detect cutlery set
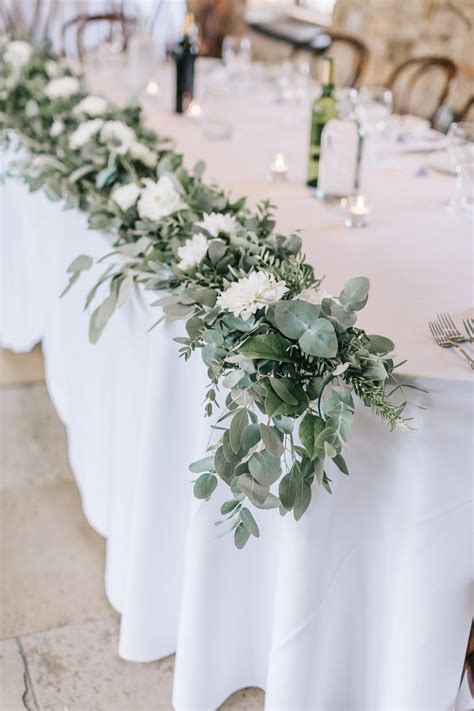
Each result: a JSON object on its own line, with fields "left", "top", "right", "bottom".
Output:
{"left": 429, "top": 313, "right": 474, "bottom": 369}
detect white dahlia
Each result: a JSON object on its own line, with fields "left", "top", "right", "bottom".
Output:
{"left": 73, "top": 95, "right": 108, "bottom": 117}
{"left": 198, "top": 212, "right": 239, "bottom": 239}
{"left": 217, "top": 271, "right": 288, "bottom": 321}
{"left": 129, "top": 141, "right": 157, "bottom": 168}
{"left": 69, "top": 119, "right": 104, "bottom": 149}
{"left": 111, "top": 183, "right": 141, "bottom": 212}
{"left": 137, "top": 176, "right": 186, "bottom": 221}
{"left": 44, "top": 76, "right": 81, "bottom": 99}
{"left": 100, "top": 120, "right": 135, "bottom": 155}
{"left": 4, "top": 41, "right": 33, "bottom": 70}
{"left": 177, "top": 233, "right": 208, "bottom": 271}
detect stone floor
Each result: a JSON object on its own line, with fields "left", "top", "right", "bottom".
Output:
{"left": 0, "top": 347, "right": 264, "bottom": 711}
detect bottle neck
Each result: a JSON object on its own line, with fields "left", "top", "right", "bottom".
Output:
{"left": 321, "top": 82, "right": 334, "bottom": 98}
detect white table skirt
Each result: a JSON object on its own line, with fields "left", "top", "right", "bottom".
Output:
{"left": 1, "top": 161, "right": 472, "bottom": 709}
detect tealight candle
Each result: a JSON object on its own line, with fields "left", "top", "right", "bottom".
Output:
{"left": 186, "top": 100, "right": 202, "bottom": 120}
{"left": 345, "top": 195, "right": 370, "bottom": 228}
{"left": 146, "top": 81, "right": 159, "bottom": 97}
{"left": 270, "top": 152, "right": 288, "bottom": 183}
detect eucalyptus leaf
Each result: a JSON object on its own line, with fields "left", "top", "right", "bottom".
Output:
{"left": 299, "top": 413, "right": 325, "bottom": 460}
{"left": 248, "top": 450, "right": 281, "bottom": 486}
{"left": 270, "top": 376, "right": 298, "bottom": 405}
{"left": 67, "top": 255, "right": 92, "bottom": 273}
{"left": 230, "top": 409, "right": 249, "bottom": 453}
{"left": 239, "top": 333, "right": 297, "bottom": 363}
{"left": 240, "top": 507, "right": 260, "bottom": 537}
{"left": 259, "top": 424, "right": 284, "bottom": 458}
{"left": 189, "top": 455, "right": 215, "bottom": 474}
{"left": 238, "top": 474, "right": 269, "bottom": 506}
{"left": 274, "top": 300, "right": 320, "bottom": 339}
{"left": 193, "top": 472, "right": 218, "bottom": 499}
{"left": 234, "top": 523, "right": 251, "bottom": 549}
{"left": 340, "top": 276, "right": 370, "bottom": 311}
{"left": 298, "top": 318, "right": 338, "bottom": 358}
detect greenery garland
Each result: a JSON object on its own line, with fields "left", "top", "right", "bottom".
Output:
{"left": 0, "top": 37, "right": 410, "bottom": 548}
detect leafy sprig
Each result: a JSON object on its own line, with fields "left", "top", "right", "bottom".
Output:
{"left": 0, "top": 36, "right": 410, "bottom": 547}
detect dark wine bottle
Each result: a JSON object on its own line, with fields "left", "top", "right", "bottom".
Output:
{"left": 306, "top": 57, "right": 337, "bottom": 188}
{"left": 174, "top": 13, "right": 199, "bottom": 114}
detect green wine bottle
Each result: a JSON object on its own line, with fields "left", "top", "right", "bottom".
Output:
{"left": 306, "top": 57, "right": 337, "bottom": 188}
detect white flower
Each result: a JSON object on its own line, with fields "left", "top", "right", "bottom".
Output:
{"left": 50, "top": 118, "right": 64, "bottom": 138}
{"left": 111, "top": 183, "right": 141, "bottom": 212}
{"left": 44, "top": 76, "right": 81, "bottom": 99}
{"left": 198, "top": 212, "right": 239, "bottom": 239}
{"left": 217, "top": 271, "right": 289, "bottom": 321}
{"left": 100, "top": 120, "right": 135, "bottom": 155}
{"left": 73, "top": 95, "right": 108, "bottom": 117}
{"left": 129, "top": 141, "right": 157, "bottom": 168}
{"left": 4, "top": 41, "right": 33, "bottom": 70}
{"left": 137, "top": 176, "right": 186, "bottom": 221}
{"left": 177, "top": 233, "right": 208, "bottom": 271}
{"left": 45, "top": 60, "right": 60, "bottom": 78}
{"left": 25, "top": 100, "right": 38, "bottom": 117}
{"left": 69, "top": 118, "right": 104, "bottom": 149}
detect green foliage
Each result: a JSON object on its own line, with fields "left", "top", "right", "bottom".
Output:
{"left": 0, "top": 37, "right": 410, "bottom": 548}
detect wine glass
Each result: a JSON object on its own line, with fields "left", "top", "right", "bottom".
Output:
{"left": 447, "top": 122, "right": 474, "bottom": 210}
{"left": 356, "top": 86, "right": 393, "bottom": 137}
{"left": 356, "top": 86, "right": 392, "bottom": 172}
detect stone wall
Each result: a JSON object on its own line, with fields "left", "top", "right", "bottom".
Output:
{"left": 332, "top": 0, "right": 473, "bottom": 108}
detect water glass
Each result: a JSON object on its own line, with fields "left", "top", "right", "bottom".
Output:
{"left": 447, "top": 122, "right": 474, "bottom": 210}
{"left": 356, "top": 87, "right": 393, "bottom": 137}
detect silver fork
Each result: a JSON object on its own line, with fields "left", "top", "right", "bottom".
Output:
{"left": 462, "top": 317, "right": 474, "bottom": 343}
{"left": 437, "top": 312, "right": 469, "bottom": 343}
{"left": 429, "top": 320, "right": 474, "bottom": 369}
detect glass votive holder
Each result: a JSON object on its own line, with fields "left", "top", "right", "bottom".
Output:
{"left": 345, "top": 195, "right": 370, "bottom": 228}
{"left": 268, "top": 152, "right": 288, "bottom": 183}
{"left": 202, "top": 117, "right": 233, "bottom": 140}
{"left": 185, "top": 99, "right": 202, "bottom": 120}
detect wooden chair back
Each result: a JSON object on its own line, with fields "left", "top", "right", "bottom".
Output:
{"left": 308, "top": 30, "right": 368, "bottom": 87}
{"left": 387, "top": 56, "right": 457, "bottom": 121}
{"left": 61, "top": 12, "right": 132, "bottom": 62}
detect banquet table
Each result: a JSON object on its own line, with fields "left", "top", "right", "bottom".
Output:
{"left": 1, "top": 61, "right": 473, "bottom": 711}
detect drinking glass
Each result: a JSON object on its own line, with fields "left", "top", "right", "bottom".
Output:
{"left": 447, "top": 122, "right": 474, "bottom": 210}
{"left": 356, "top": 87, "right": 393, "bottom": 137}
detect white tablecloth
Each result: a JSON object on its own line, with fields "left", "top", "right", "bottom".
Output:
{"left": 1, "top": 75, "right": 473, "bottom": 709}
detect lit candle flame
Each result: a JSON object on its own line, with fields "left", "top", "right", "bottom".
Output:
{"left": 271, "top": 153, "right": 288, "bottom": 174}
{"left": 186, "top": 100, "right": 202, "bottom": 119}
{"left": 146, "top": 81, "right": 159, "bottom": 96}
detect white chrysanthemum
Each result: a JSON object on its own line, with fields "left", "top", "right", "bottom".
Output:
{"left": 217, "top": 271, "right": 288, "bottom": 321}
{"left": 25, "top": 100, "right": 38, "bottom": 117}
{"left": 50, "top": 119, "right": 65, "bottom": 138}
{"left": 69, "top": 118, "right": 104, "bottom": 149}
{"left": 73, "top": 95, "right": 108, "bottom": 117}
{"left": 100, "top": 120, "right": 135, "bottom": 154}
{"left": 198, "top": 212, "right": 239, "bottom": 239}
{"left": 4, "top": 41, "right": 33, "bottom": 70}
{"left": 45, "top": 60, "right": 60, "bottom": 78}
{"left": 137, "top": 176, "right": 186, "bottom": 221}
{"left": 177, "top": 233, "right": 208, "bottom": 271}
{"left": 129, "top": 141, "right": 157, "bottom": 168}
{"left": 111, "top": 183, "right": 141, "bottom": 212}
{"left": 44, "top": 76, "right": 81, "bottom": 99}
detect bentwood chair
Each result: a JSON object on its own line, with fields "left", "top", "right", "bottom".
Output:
{"left": 192, "top": 0, "right": 240, "bottom": 58}
{"left": 0, "top": 0, "right": 54, "bottom": 38}
{"left": 387, "top": 56, "right": 458, "bottom": 123}
{"left": 458, "top": 96, "right": 474, "bottom": 122}
{"left": 306, "top": 30, "right": 368, "bottom": 87}
{"left": 61, "top": 12, "right": 132, "bottom": 62}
